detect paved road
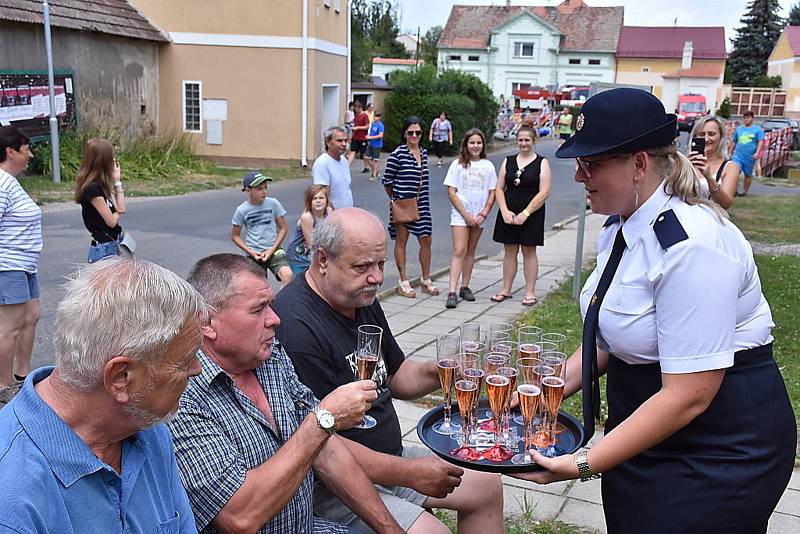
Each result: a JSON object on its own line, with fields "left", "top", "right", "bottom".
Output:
{"left": 30, "top": 137, "right": 586, "bottom": 367}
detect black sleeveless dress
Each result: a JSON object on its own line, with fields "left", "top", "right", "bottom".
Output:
{"left": 492, "top": 154, "right": 545, "bottom": 246}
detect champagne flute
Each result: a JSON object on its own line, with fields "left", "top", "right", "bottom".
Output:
{"left": 541, "top": 352, "right": 568, "bottom": 437}
{"left": 487, "top": 331, "right": 511, "bottom": 352}
{"left": 460, "top": 322, "right": 482, "bottom": 345}
{"left": 461, "top": 340, "right": 486, "bottom": 358}
{"left": 480, "top": 352, "right": 509, "bottom": 427}
{"left": 518, "top": 326, "right": 542, "bottom": 363}
{"left": 539, "top": 354, "right": 567, "bottom": 457}
{"left": 450, "top": 378, "right": 481, "bottom": 461}
{"left": 434, "top": 333, "right": 461, "bottom": 435}
{"left": 492, "top": 340, "right": 517, "bottom": 361}
{"left": 511, "top": 358, "right": 542, "bottom": 465}
{"left": 460, "top": 352, "right": 484, "bottom": 444}
{"left": 512, "top": 356, "right": 542, "bottom": 425}
{"left": 542, "top": 332, "right": 567, "bottom": 353}
{"left": 353, "top": 324, "right": 382, "bottom": 429}
{"left": 496, "top": 366, "right": 519, "bottom": 446}
{"left": 531, "top": 362, "right": 556, "bottom": 447}
{"left": 481, "top": 372, "right": 513, "bottom": 462}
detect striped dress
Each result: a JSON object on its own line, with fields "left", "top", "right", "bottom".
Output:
{"left": 382, "top": 144, "right": 433, "bottom": 239}
{"left": 0, "top": 169, "right": 42, "bottom": 273}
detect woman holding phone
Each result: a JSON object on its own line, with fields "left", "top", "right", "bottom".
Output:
{"left": 688, "top": 115, "right": 739, "bottom": 209}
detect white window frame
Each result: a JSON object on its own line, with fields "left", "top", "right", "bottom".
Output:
{"left": 513, "top": 41, "right": 535, "bottom": 58}
{"left": 323, "top": 0, "right": 331, "bottom": 8}
{"left": 334, "top": 0, "right": 341, "bottom": 12}
{"left": 182, "top": 80, "right": 202, "bottom": 133}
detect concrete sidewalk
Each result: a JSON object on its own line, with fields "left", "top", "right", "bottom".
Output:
{"left": 379, "top": 213, "right": 800, "bottom": 532}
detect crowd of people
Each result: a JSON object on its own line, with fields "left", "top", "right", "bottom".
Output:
{"left": 0, "top": 86, "right": 795, "bottom": 533}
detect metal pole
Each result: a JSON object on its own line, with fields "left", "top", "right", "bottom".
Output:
{"left": 572, "top": 193, "right": 587, "bottom": 300}
{"left": 42, "top": 0, "right": 61, "bottom": 183}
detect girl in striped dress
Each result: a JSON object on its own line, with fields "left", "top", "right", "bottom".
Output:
{"left": 382, "top": 117, "right": 438, "bottom": 298}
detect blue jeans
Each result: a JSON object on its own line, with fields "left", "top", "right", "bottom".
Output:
{"left": 87, "top": 240, "right": 119, "bottom": 263}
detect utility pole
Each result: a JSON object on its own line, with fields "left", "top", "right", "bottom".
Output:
{"left": 415, "top": 26, "right": 421, "bottom": 67}
{"left": 42, "top": 0, "right": 61, "bottom": 183}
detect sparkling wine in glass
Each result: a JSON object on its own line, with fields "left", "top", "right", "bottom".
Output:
{"left": 511, "top": 383, "right": 541, "bottom": 464}
{"left": 512, "top": 356, "right": 542, "bottom": 425}
{"left": 482, "top": 373, "right": 513, "bottom": 461}
{"left": 449, "top": 379, "right": 481, "bottom": 461}
{"left": 434, "top": 333, "right": 462, "bottom": 435}
{"left": 539, "top": 374, "right": 566, "bottom": 456}
{"left": 497, "top": 366, "right": 519, "bottom": 446}
{"left": 353, "top": 325, "right": 382, "bottom": 429}
{"left": 480, "top": 352, "right": 509, "bottom": 426}
{"left": 542, "top": 332, "right": 567, "bottom": 353}
{"left": 460, "top": 353, "right": 484, "bottom": 439}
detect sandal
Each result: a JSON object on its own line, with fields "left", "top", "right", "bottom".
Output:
{"left": 398, "top": 281, "right": 416, "bottom": 298}
{"left": 522, "top": 296, "right": 537, "bottom": 306}
{"left": 421, "top": 279, "right": 440, "bottom": 296}
{"left": 490, "top": 293, "right": 513, "bottom": 303}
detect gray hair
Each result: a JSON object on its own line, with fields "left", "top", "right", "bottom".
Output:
{"left": 690, "top": 115, "right": 728, "bottom": 160}
{"left": 311, "top": 216, "right": 345, "bottom": 260}
{"left": 55, "top": 258, "right": 208, "bottom": 391}
{"left": 187, "top": 253, "right": 265, "bottom": 311}
{"left": 324, "top": 126, "right": 346, "bottom": 145}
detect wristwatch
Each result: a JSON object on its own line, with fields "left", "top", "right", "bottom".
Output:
{"left": 575, "top": 449, "right": 601, "bottom": 482}
{"left": 313, "top": 407, "right": 337, "bottom": 436}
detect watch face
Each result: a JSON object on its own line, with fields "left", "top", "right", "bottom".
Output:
{"left": 319, "top": 411, "right": 335, "bottom": 430}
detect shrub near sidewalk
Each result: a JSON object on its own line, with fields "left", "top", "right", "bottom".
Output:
{"left": 23, "top": 131, "right": 310, "bottom": 204}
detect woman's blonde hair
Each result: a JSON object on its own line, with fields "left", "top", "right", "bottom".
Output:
{"left": 647, "top": 143, "right": 727, "bottom": 219}
{"left": 690, "top": 115, "right": 728, "bottom": 160}
{"left": 74, "top": 138, "right": 115, "bottom": 203}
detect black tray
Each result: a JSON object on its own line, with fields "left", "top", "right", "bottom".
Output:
{"left": 416, "top": 398, "right": 584, "bottom": 473}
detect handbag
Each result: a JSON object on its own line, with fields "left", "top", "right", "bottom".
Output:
{"left": 390, "top": 160, "right": 424, "bottom": 225}
{"left": 119, "top": 230, "right": 137, "bottom": 254}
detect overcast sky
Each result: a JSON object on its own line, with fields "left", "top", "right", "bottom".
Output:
{"left": 396, "top": 0, "right": 796, "bottom": 49}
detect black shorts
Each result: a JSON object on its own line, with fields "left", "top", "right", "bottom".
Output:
{"left": 432, "top": 140, "right": 448, "bottom": 158}
{"left": 560, "top": 132, "right": 571, "bottom": 141}
{"left": 350, "top": 139, "right": 367, "bottom": 158}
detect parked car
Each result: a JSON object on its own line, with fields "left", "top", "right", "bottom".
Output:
{"left": 676, "top": 94, "right": 707, "bottom": 131}
{"left": 760, "top": 118, "right": 800, "bottom": 150}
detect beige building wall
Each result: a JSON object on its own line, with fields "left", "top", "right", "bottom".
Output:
{"left": 767, "top": 32, "right": 800, "bottom": 116}
{"left": 132, "top": 0, "right": 348, "bottom": 163}
{"left": 616, "top": 58, "right": 725, "bottom": 100}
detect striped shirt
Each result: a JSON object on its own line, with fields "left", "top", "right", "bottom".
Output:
{"left": 382, "top": 144, "right": 433, "bottom": 238}
{"left": 167, "top": 344, "right": 347, "bottom": 534}
{"left": 0, "top": 169, "right": 42, "bottom": 273}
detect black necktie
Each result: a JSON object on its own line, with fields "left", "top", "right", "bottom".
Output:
{"left": 581, "top": 227, "right": 627, "bottom": 445}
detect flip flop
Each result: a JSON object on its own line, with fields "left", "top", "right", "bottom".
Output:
{"left": 521, "top": 297, "right": 537, "bottom": 306}
{"left": 491, "top": 293, "right": 513, "bottom": 302}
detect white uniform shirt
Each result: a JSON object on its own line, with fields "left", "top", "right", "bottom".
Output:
{"left": 580, "top": 182, "right": 773, "bottom": 374}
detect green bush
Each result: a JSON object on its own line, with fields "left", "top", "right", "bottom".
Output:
{"left": 383, "top": 65, "right": 499, "bottom": 151}
{"left": 32, "top": 130, "right": 210, "bottom": 182}
{"left": 716, "top": 97, "right": 731, "bottom": 119}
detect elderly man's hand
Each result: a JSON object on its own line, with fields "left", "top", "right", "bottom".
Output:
{"left": 407, "top": 456, "right": 464, "bottom": 498}
{"left": 319, "top": 380, "right": 378, "bottom": 431}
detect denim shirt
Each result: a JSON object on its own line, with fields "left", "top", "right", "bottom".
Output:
{"left": 0, "top": 367, "right": 196, "bottom": 533}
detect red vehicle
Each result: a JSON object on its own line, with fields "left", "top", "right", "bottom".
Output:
{"left": 676, "top": 94, "right": 707, "bottom": 131}
{"left": 511, "top": 86, "right": 551, "bottom": 110}
{"left": 558, "top": 86, "right": 590, "bottom": 108}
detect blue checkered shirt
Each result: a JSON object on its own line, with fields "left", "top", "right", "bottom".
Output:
{"left": 167, "top": 343, "right": 348, "bottom": 534}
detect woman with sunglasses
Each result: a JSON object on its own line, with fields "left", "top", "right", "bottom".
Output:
{"left": 513, "top": 89, "right": 795, "bottom": 534}
{"left": 382, "top": 116, "right": 438, "bottom": 298}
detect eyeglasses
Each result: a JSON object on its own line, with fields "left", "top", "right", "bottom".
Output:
{"left": 405, "top": 130, "right": 422, "bottom": 137}
{"left": 575, "top": 154, "right": 632, "bottom": 178}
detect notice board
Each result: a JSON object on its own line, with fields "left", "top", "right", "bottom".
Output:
{"left": 0, "top": 70, "right": 77, "bottom": 138}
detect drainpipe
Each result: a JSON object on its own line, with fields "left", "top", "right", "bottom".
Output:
{"left": 301, "top": 0, "right": 309, "bottom": 167}
{"left": 347, "top": 0, "right": 352, "bottom": 103}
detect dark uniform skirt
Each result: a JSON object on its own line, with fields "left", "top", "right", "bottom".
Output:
{"left": 602, "top": 343, "right": 796, "bottom": 534}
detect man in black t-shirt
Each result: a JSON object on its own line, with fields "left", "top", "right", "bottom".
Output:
{"left": 274, "top": 208, "right": 503, "bottom": 534}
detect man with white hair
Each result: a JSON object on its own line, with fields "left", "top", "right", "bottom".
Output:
{"left": 0, "top": 257, "right": 206, "bottom": 532}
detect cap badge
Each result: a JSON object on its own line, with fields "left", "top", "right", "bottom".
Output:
{"left": 576, "top": 113, "right": 585, "bottom": 131}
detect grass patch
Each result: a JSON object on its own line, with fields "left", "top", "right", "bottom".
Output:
{"left": 728, "top": 195, "right": 800, "bottom": 243}
{"left": 434, "top": 508, "right": 596, "bottom": 533}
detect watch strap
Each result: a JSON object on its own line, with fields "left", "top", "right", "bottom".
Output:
{"left": 576, "top": 449, "right": 600, "bottom": 482}
{"left": 313, "top": 407, "right": 336, "bottom": 435}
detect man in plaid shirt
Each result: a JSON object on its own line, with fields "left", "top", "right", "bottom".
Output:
{"left": 168, "top": 253, "right": 404, "bottom": 533}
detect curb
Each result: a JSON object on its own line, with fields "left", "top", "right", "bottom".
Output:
{"left": 551, "top": 208, "right": 591, "bottom": 230}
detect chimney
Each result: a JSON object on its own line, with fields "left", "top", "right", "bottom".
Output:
{"left": 682, "top": 40, "right": 693, "bottom": 69}
{"left": 506, "top": 0, "right": 511, "bottom": 7}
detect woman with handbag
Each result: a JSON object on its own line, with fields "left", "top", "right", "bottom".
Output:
{"left": 382, "top": 116, "right": 438, "bottom": 298}
{"left": 74, "top": 138, "right": 130, "bottom": 263}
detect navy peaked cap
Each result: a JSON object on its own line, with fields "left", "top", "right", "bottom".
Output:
{"left": 556, "top": 88, "right": 678, "bottom": 158}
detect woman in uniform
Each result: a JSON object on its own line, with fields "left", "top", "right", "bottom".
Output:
{"left": 516, "top": 88, "right": 796, "bottom": 534}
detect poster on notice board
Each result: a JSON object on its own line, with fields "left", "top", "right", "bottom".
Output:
{"left": 0, "top": 70, "right": 76, "bottom": 138}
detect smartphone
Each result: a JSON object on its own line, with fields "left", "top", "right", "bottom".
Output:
{"left": 690, "top": 137, "right": 706, "bottom": 154}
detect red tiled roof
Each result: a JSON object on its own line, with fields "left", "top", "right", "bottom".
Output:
{"left": 0, "top": 0, "right": 167, "bottom": 42}
{"left": 786, "top": 26, "right": 800, "bottom": 56}
{"left": 372, "top": 57, "right": 422, "bottom": 65}
{"left": 617, "top": 26, "right": 726, "bottom": 59}
{"left": 662, "top": 64, "right": 724, "bottom": 79}
{"left": 438, "top": 0, "right": 624, "bottom": 53}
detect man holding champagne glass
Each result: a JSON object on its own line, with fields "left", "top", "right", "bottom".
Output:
{"left": 274, "top": 208, "right": 504, "bottom": 534}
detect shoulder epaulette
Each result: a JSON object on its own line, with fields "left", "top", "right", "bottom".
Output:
{"left": 653, "top": 209, "right": 689, "bottom": 249}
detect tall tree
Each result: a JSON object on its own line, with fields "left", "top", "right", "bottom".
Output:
{"left": 728, "top": 0, "right": 785, "bottom": 86}
{"left": 788, "top": 2, "right": 800, "bottom": 25}
{"left": 420, "top": 25, "right": 443, "bottom": 68}
{"left": 351, "top": 0, "right": 408, "bottom": 81}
